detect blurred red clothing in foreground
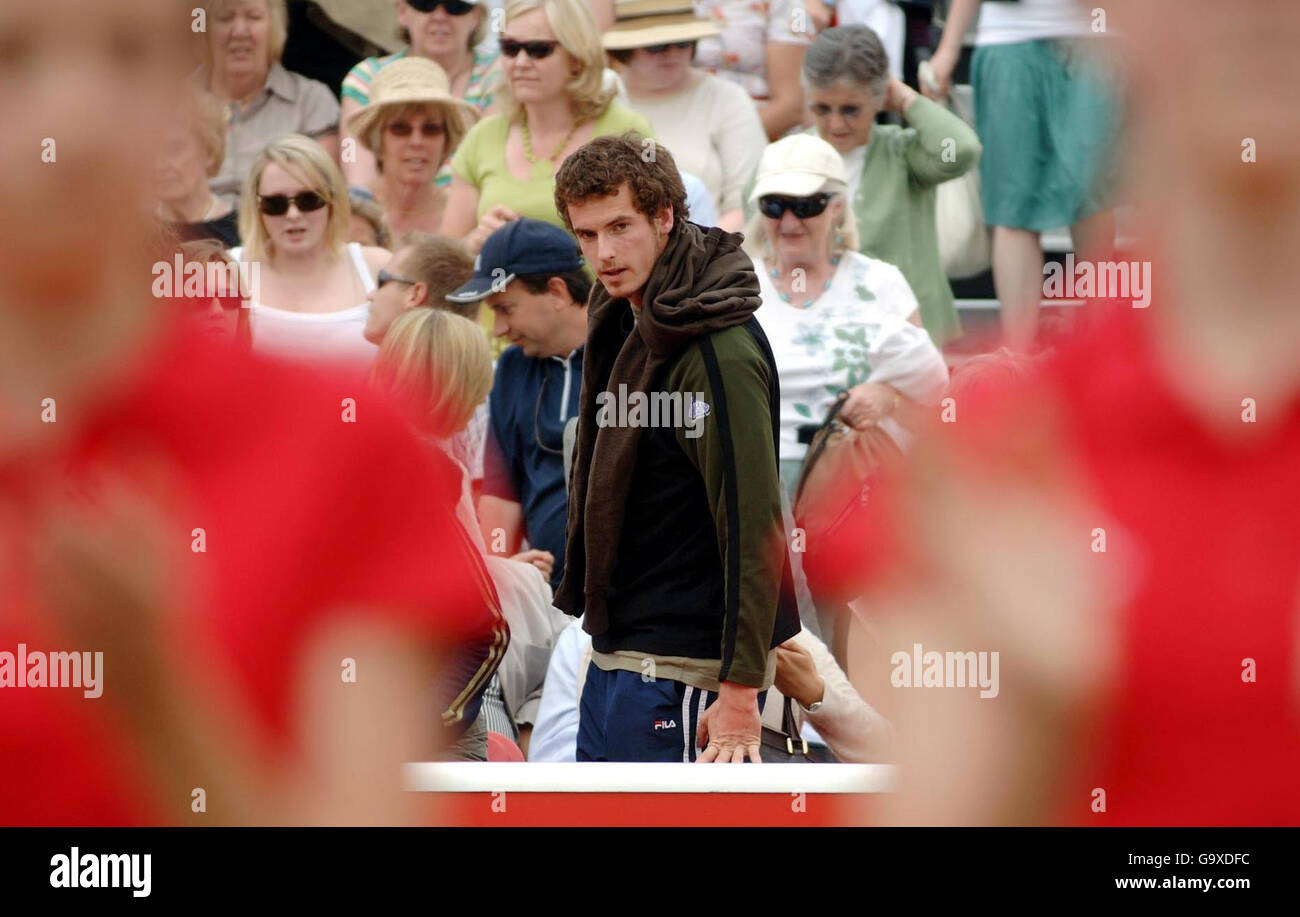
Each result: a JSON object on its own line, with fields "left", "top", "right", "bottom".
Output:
{"left": 848, "top": 307, "right": 1300, "bottom": 825}
{"left": 0, "top": 322, "right": 494, "bottom": 825}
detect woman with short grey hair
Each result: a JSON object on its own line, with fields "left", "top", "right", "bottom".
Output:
{"left": 800, "top": 25, "right": 981, "bottom": 347}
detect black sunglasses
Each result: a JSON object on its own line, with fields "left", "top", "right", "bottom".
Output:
{"left": 810, "top": 103, "right": 864, "bottom": 120}
{"left": 645, "top": 40, "right": 695, "bottom": 54}
{"left": 377, "top": 269, "right": 418, "bottom": 288}
{"left": 386, "top": 119, "right": 446, "bottom": 137}
{"left": 405, "top": 0, "right": 476, "bottom": 15}
{"left": 500, "top": 38, "right": 560, "bottom": 59}
{"left": 758, "top": 193, "right": 833, "bottom": 220}
{"left": 257, "top": 190, "right": 328, "bottom": 216}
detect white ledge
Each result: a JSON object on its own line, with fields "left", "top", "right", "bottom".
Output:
{"left": 404, "top": 762, "right": 896, "bottom": 794}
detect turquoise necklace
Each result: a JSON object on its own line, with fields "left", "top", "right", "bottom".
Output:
{"left": 769, "top": 255, "right": 840, "bottom": 307}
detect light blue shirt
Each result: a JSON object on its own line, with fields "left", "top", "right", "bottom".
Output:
{"left": 681, "top": 170, "right": 718, "bottom": 229}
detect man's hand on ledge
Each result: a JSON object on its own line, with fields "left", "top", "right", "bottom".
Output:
{"left": 696, "top": 681, "right": 763, "bottom": 763}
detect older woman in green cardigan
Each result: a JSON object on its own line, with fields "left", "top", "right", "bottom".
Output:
{"left": 797, "top": 25, "right": 981, "bottom": 346}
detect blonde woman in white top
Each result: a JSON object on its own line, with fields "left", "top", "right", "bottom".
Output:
{"left": 230, "top": 134, "right": 390, "bottom": 372}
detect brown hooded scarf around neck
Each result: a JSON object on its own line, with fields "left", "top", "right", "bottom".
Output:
{"left": 552, "top": 220, "right": 761, "bottom": 635}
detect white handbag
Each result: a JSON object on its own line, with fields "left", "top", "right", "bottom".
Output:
{"left": 922, "top": 63, "right": 992, "bottom": 279}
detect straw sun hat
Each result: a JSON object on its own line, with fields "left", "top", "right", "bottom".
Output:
{"left": 602, "top": 0, "right": 722, "bottom": 51}
{"left": 345, "top": 56, "right": 479, "bottom": 155}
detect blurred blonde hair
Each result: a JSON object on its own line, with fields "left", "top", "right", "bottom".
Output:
{"left": 501, "top": 0, "right": 616, "bottom": 123}
{"left": 201, "top": 0, "right": 290, "bottom": 69}
{"left": 372, "top": 308, "right": 492, "bottom": 439}
{"left": 186, "top": 86, "right": 230, "bottom": 177}
{"left": 239, "top": 135, "right": 351, "bottom": 261}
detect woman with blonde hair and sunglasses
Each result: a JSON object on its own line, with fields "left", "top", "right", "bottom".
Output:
{"left": 228, "top": 134, "right": 390, "bottom": 372}
{"left": 441, "top": 0, "right": 654, "bottom": 253}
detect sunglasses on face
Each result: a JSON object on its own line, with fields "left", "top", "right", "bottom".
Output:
{"left": 386, "top": 119, "right": 445, "bottom": 138}
{"left": 644, "top": 40, "right": 695, "bottom": 54}
{"left": 500, "top": 38, "right": 560, "bottom": 60}
{"left": 257, "top": 190, "right": 328, "bottom": 216}
{"left": 376, "top": 269, "right": 418, "bottom": 288}
{"left": 810, "top": 103, "right": 865, "bottom": 120}
{"left": 405, "top": 0, "right": 476, "bottom": 15}
{"left": 758, "top": 193, "right": 833, "bottom": 220}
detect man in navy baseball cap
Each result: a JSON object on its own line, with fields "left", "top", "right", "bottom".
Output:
{"left": 447, "top": 218, "right": 586, "bottom": 305}
{"left": 466, "top": 219, "right": 592, "bottom": 665}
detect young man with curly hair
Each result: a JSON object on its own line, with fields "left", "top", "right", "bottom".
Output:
{"left": 551, "top": 133, "right": 800, "bottom": 763}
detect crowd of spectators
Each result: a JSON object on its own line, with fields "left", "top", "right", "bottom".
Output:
{"left": 156, "top": 0, "right": 1121, "bottom": 764}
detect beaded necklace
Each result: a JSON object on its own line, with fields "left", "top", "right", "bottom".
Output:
{"left": 520, "top": 108, "right": 582, "bottom": 165}
{"left": 769, "top": 255, "right": 841, "bottom": 307}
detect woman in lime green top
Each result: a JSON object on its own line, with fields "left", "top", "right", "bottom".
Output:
{"left": 444, "top": 0, "right": 654, "bottom": 254}
{"left": 800, "top": 26, "right": 981, "bottom": 347}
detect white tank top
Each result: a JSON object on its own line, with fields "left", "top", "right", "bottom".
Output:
{"left": 975, "top": 0, "right": 1097, "bottom": 46}
{"left": 228, "top": 242, "right": 379, "bottom": 369}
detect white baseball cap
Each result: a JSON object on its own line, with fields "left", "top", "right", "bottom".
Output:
{"left": 749, "top": 134, "right": 848, "bottom": 202}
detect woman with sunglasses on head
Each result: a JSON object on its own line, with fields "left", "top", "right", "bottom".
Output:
{"left": 441, "top": 0, "right": 654, "bottom": 254}
{"left": 341, "top": 0, "right": 503, "bottom": 191}
{"left": 198, "top": 1, "right": 341, "bottom": 206}
{"left": 228, "top": 135, "right": 391, "bottom": 373}
{"left": 602, "top": 0, "right": 766, "bottom": 233}
{"left": 346, "top": 57, "right": 480, "bottom": 238}
{"left": 802, "top": 25, "right": 981, "bottom": 348}
{"left": 743, "top": 134, "right": 949, "bottom": 499}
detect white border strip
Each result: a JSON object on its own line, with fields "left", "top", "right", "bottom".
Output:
{"left": 404, "top": 762, "right": 896, "bottom": 794}
{"left": 955, "top": 298, "right": 1087, "bottom": 311}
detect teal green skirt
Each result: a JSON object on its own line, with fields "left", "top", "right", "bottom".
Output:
{"left": 972, "top": 38, "right": 1119, "bottom": 230}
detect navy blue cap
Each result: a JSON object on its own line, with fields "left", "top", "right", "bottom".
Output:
{"left": 446, "top": 219, "right": 585, "bottom": 303}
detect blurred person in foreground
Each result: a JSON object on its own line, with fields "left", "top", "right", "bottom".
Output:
{"left": 843, "top": 0, "right": 1300, "bottom": 825}
{"left": 0, "top": 0, "right": 500, "bottom": 825}
{"left": 373, "top": 309, "right": 566, "bottom": 755}
{"left": 552, "top": 134, "right": 800, "bottom": 763}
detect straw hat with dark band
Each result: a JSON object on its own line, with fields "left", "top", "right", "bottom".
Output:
{"left": 345, "top": 57, "right": 479, "bottom": 156}
{"left": 602, "top": 0, "right": 722, "bottom": 51}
